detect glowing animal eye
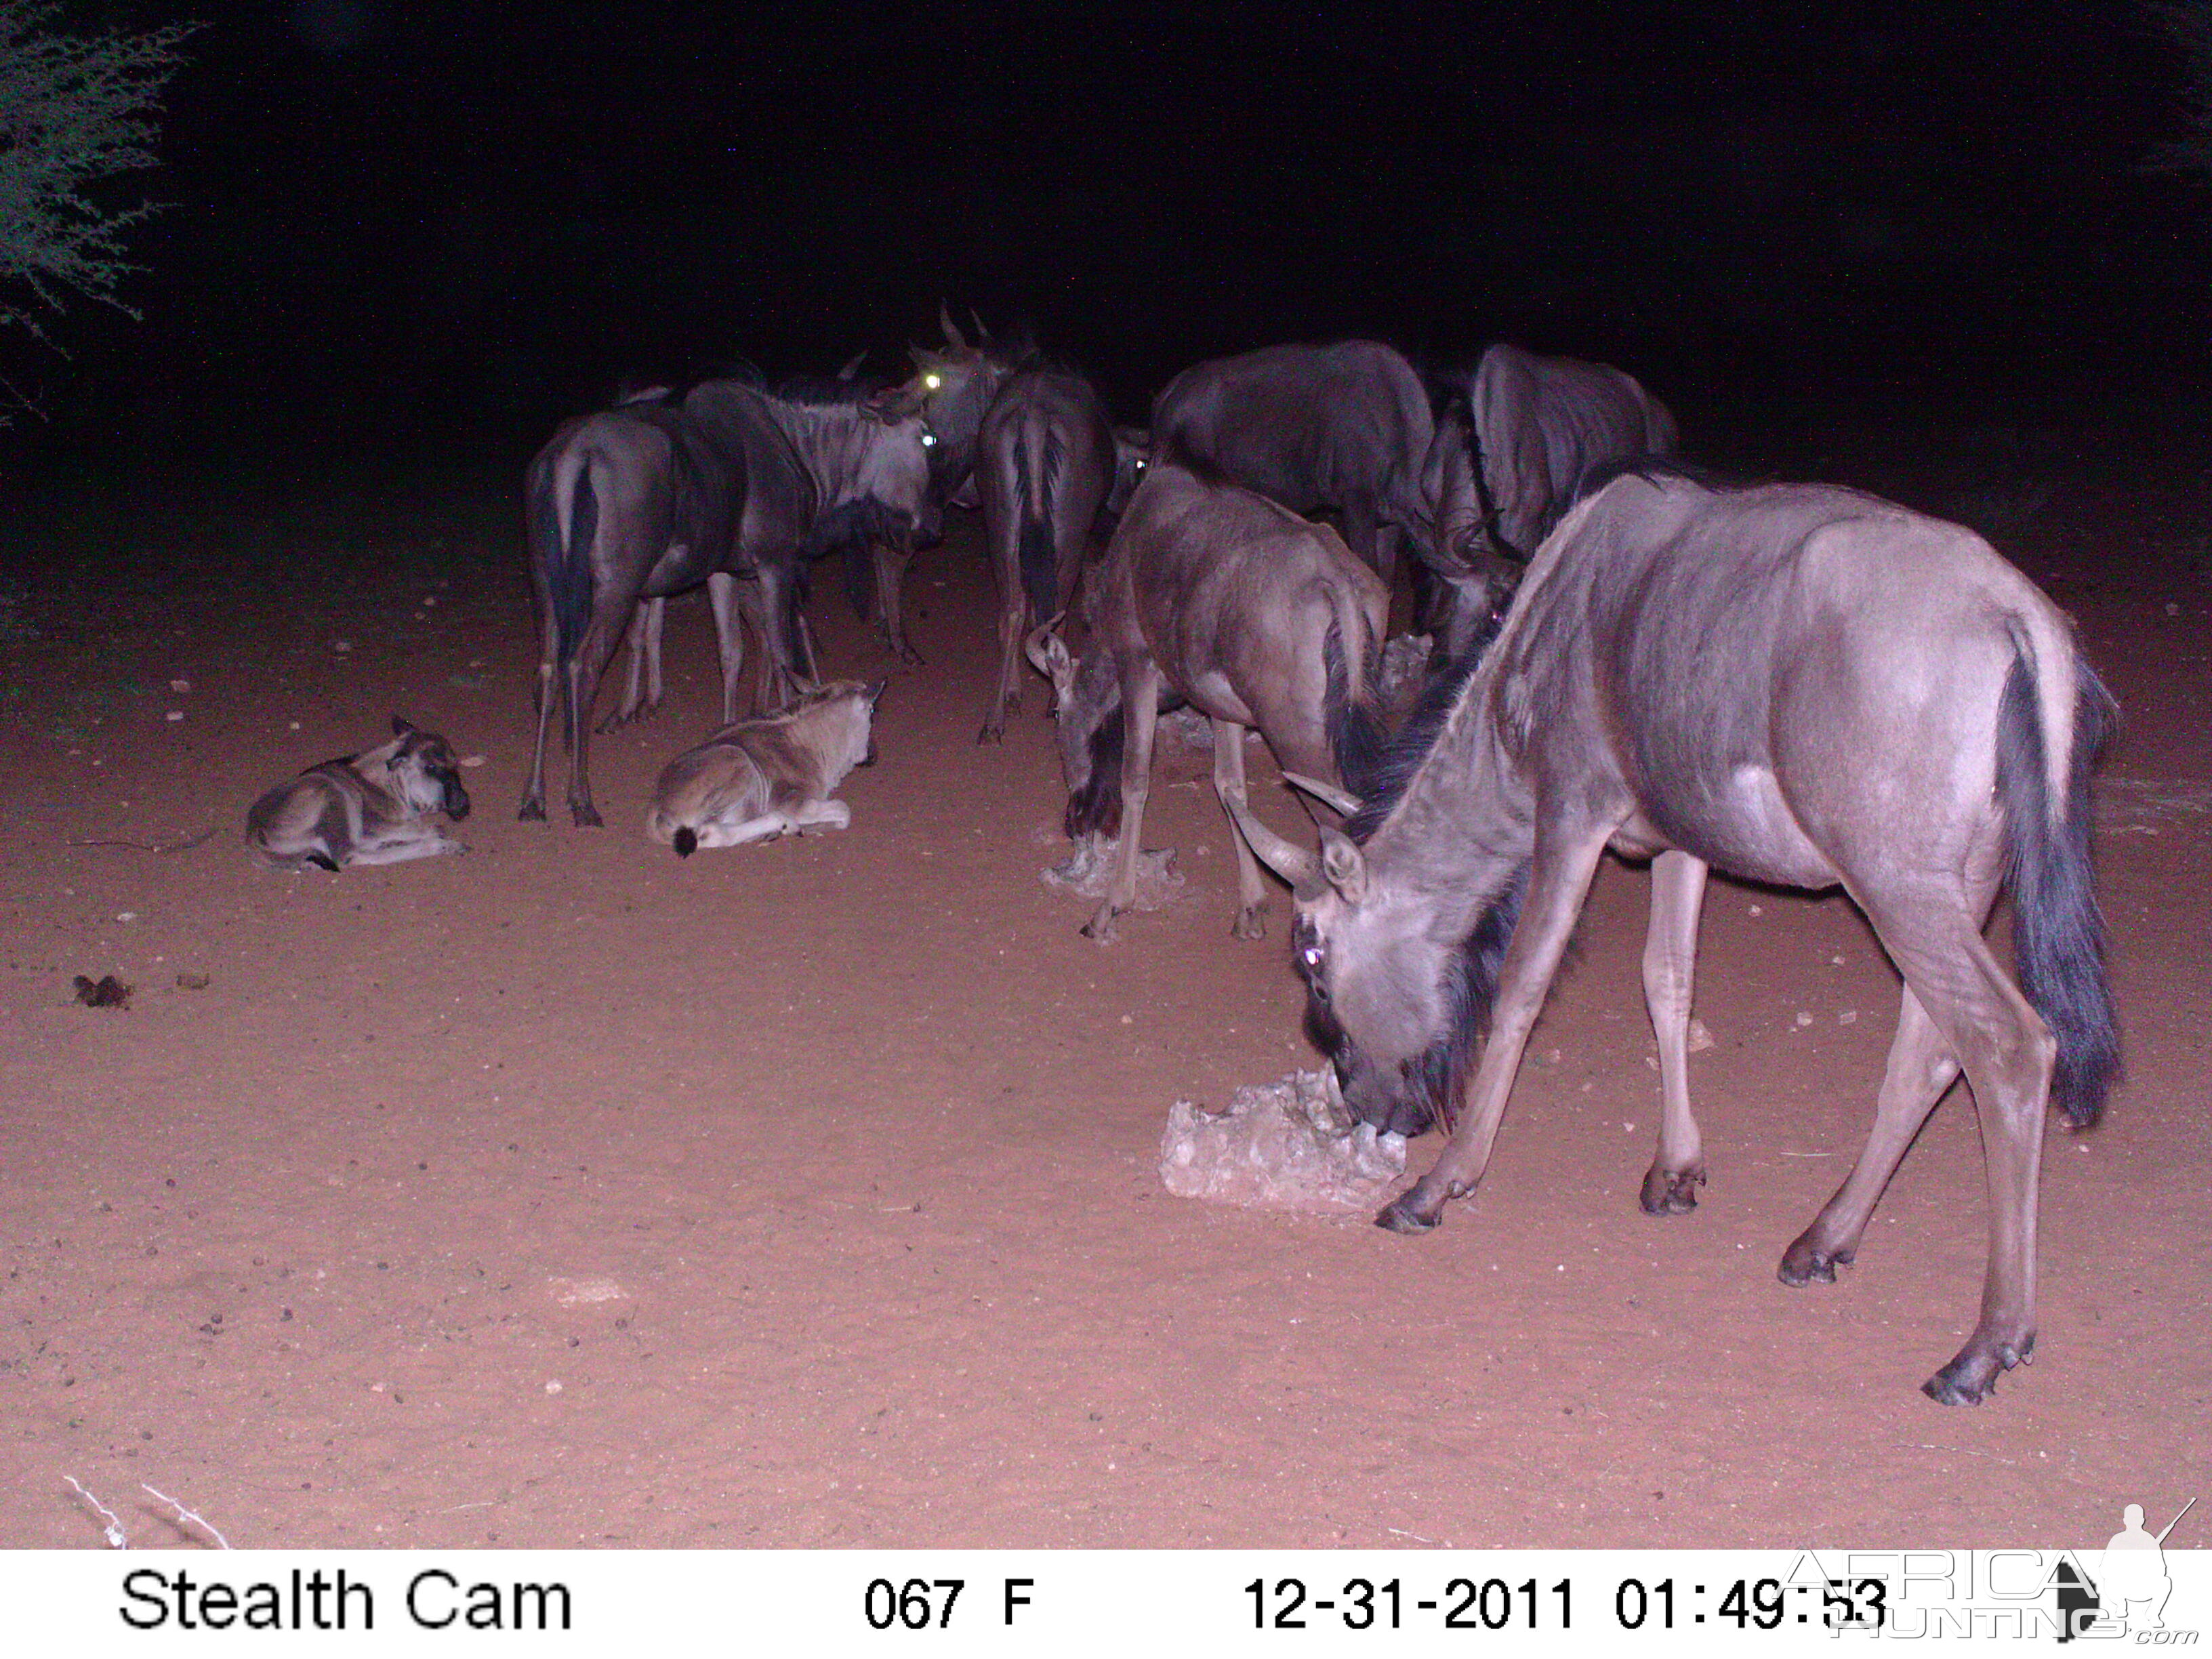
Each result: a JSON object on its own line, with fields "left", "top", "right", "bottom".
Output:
{"left": 924, "top": 373, "right": 942, "bottom": 390}
{"left": 1300, "top": 946, "right": 1324, "bottom": 975}
{"left": 921, "top": 430, "right": 937, "bottom": 447}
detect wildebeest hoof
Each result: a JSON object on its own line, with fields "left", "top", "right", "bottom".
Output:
{"left": 1921, "top": 1334, "right": 2030, "bottom": 1406}
{"left": 1081, "top": 906, "right": 1122, "bottom": 943}
{"left": 1375, "top": 1193, "right": 1441, "bottom": 1234}
{"left": 517, "top": 799, "right": 547, "bottom": 823}
{"left": 571, "top": 804, "right": 604, "bottom": 829}
{"left": 1777, "top": 1235, "right": 1855, "bottom": 1286}
{"left": 977, "top": 722, "right": 1004, "bottom": 745}
{"left": 1231, "top": 906, "right": 1266, "bottom": 941}
{"left": 1638, "top": 1164, "right": 1705, "bottom": 1216}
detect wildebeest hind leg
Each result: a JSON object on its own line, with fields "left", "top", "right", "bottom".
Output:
{"left": 1379, "top": 821, "right": 1614, "bottom": 1233}
{"left": 1877, "top": 911, "right": 2051, "bottom": 1406}
{"left": 873, "top": 543, "right": 923, "bottom": 665}
{"left": 1780, "top": 983, "right": 1958, "bottom": 1283}
{"left": 1210, "top": 720, "right": 1267, "bottom": 939}
{"left": 1639, "top": 849, "right": 1712, "bottom": 1214}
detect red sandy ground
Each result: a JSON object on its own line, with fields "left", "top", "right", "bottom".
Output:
{"left": 1, "top": 453, "right": 2205, "bottom": 1551}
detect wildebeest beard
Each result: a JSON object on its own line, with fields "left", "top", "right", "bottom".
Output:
{"left": 801, "top": 497, "right": 933, "bottom": 561}
{"left": 1300, "top": 863, "right": 1528, "bottom": 1136}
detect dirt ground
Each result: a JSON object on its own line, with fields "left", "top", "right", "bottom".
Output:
{"left": 1, "top": 448, "right": 2206, "bottom": 1551}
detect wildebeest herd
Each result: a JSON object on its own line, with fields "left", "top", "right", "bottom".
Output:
{"left": 247, "top": 309, "right": 2117, "bottom": 1407}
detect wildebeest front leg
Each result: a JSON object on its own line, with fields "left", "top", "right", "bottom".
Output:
{"left": 873, "top": 542, "right": 924, "bottom": 665}
{"left": 1210, "top": 720, "right": 1271, "bottom": 939}
{"left": 346, "top": 828, "right": 466, "bottom": 865}
{"left": 706, "top": 574, "right": 750, "bottom": 722}
{"left": 602, "top": 598, "right": 665, "bottom": 732}
{"left": 1639, "top": 849, "right": 1711, "bottom": 1214}
{"left": 1379, "top": 820, "right": 1615, "bottom": 1233}
{"left": 1780, "top": 983, "right": 1958, "bottom": 1284}
{"left": 1084, "top": 659, "right": 1162, "bottom": 942}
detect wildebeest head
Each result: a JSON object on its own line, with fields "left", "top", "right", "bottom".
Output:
{"left": 787, "top": 676, "right": 887, "bottom": 780}
{"left": 1025, "top": 619, "right": 1124, "bottom": 843}
{"left": 1286, "top": 830, "right": 1525, "bottom": 1139}
{"left": 848, "top": 394, "right": 945, "bottom": 551}
{"left": 1222, "top": 789, "right": 1519, "bottom": 1139}
{"left": 388, "top": 716, "right": 472, "bottom": 821}
{"left": 1418, "top": 401, "right": 1520, "bottom": 638}
{"left": 892, "top": 305, "right": 1023, "bottom": 471}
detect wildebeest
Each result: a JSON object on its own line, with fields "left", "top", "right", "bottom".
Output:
{"left": 1426, "top": 344, "right": 1679, "bottom": 649}
{"left": 247, "top": 717, "right": 472, "bottom": 871}
{"left": 518, "top": 377, "right": 939, "bottom": 827}
{"left": 974, "top": 365, "right": 1145, "bottom": 743}
{"left": 1149, "top": 340, "right": 1476, "bottom": 584}
{"left": 1029, "top": 455, "right": 1389, "bottom": 942}
{"left": 646, "top": 678, "right": 885, "bottom": 856}
{"left": 1231, "top": 466, "right": 2116, "bottom": 1404}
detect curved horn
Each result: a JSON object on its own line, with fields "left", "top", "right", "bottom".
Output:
{"left": 970, "top": 308, "right": 991, "bottom": 345}
{"left": 1223, "top": 790, "right": 1319, "bottom": 888}
{"left": 1280, "top": 771, "right": 1364, "bottom": 819}
{"left": 1022, "top": 615, "right": 1068, "bottom": 680}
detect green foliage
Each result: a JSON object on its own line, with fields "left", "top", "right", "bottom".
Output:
{"left": 0, "top": 2, "right": 189, "bottom": 345}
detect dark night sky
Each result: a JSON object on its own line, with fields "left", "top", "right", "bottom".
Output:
{"left": 21, "top": 1, "right": 2212, "bottom": 464}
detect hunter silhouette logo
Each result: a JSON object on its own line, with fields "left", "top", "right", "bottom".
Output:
{"left": 2058, "top": 1498, "right": 2197, "bottom": 1642}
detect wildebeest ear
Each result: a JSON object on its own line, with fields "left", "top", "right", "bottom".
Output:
{"left": 1025, "top": 624, "right": 1072, "bottom": 689}
{"left": 392, "top": 715, "right": 416, "bottom": 737}
{"left": 865, "top": 678, "right": 888, "bottom": 706}
{"left": 836, "top": 350, "right": 867, "bottom": 381}
{"left": 1318, "top": 827, "right": 1368, "bottom": 904}
{"left": 939, "top": 301, "right": 968, "bottom": 352}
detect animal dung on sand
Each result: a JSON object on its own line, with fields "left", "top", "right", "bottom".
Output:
{"left": 1161, "top": 1069, "right": 1406, "bottom": 1214}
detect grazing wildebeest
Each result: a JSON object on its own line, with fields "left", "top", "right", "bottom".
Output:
{"left": 646, "top": 678, "right": 884, "bottom": 856}
{"left": 1149, "top": 339, "right": 1476, "bottom": 585}
{"left": 1426, "top": 344, "right": 1679, "bottom": 651}
{"left": 1231, "top": 466, "right": 2116, "bottom": 1404}
{"left": 518, "top": 379, "right": 938, "bottom": 827}
{"left": 974, "top": 365, "right": 1145, "bottom": 743}
{"left": 1028, "top": 455, "right": 1390, "bottom": 942}
{"left": 247, "top": 717, "right": 472, "bottom": 871}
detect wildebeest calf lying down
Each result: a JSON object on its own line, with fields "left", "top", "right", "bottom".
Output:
{"left": 646, "top": 679, "right": 884, "bottom": 856}
{"left": 245, "top": 717, "right": 472, "bottom": 872}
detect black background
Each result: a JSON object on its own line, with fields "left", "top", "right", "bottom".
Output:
{"left": 18, "top": 1, "right": 2211, "bottom": 468}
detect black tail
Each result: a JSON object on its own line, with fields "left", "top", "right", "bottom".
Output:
{"left": 1014, "top": 429, "right": 1059, "bottom": 623}
{"left": 550, "top": 460, "right": 597, "bottom": 666}
{"left": 1996, "top": 647, "right": 2119, "bottom": 1128}
{"left": 672, "top": 825, "right": 697, "bottom": 859}
{"left": 1323, "top": 623, "right": 1389, "bottom": 802}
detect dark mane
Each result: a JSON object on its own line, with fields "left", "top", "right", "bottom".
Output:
{"left": 1405, "top": 863, "right": 1527, "bottom": 1132}
{"left": 1344, "top": 614, "right": 1501, "bottom": 844}
{"left": 1568, "top": 452, "right": 1739, "bottom": 514}
{"left": 773, "top": 373, "right": 886, "bottom": 408}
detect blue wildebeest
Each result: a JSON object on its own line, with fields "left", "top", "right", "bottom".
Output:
{"left": 1426, "top": 343, "right": 1679, "bottom": 651}
{"left": 974, "top": 364, "right": 1146, "bottom": 743}
{"left": 1230, "top": 466, "right": 2116, "bottom": 1404}
{"left": 1028, "top": 455, "right": 1390, "bottom": 942}
{"left": 1149, "top": 340, "right": 1476, "bottom": 587}
{"left": 518, "top": 379, "right": 939, "bottom": 827}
